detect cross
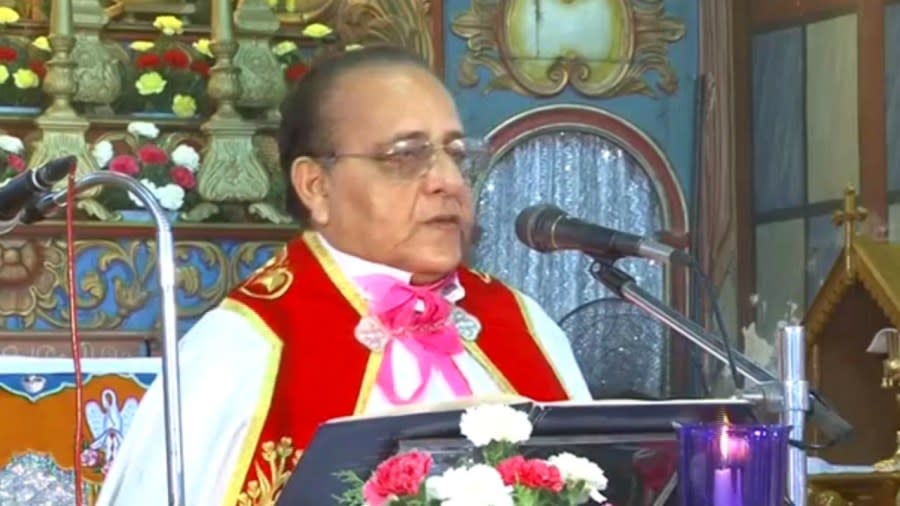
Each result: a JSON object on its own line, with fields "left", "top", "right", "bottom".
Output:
{"left": 831, "top": 185, "right": 868, "bottom": 273}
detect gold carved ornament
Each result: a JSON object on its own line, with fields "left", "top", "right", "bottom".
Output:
{"left": 451, "top": 0, "right": 685, "bottom": 98}
{"left": 0, "top": 238, "right": 282, "bottom": 330}
{"left": 333, "top": 0, "right": 438, "bottom": 69}
{"left": 237, "top": 437, "right": 303, "bottom": 506}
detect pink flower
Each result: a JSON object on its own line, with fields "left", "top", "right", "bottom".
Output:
{"left": 109, "top": 155, "right": 139, "bottom": 176}
{"left": 6, "top": 154, "right": 25, "bottom": 173}
{"left": 169, "top": 165, "right": 196, "bottom": 190}
{"left": 137, "top": 145, "right": 169, "bottom": 165}
{"left": 80, "top": 449, "right": 100, "bottom": 467}
{"left": 497, "top": 456, "right": 564, "bottom": 492}
{"left": 362, "top": 450, "right": 432, "bottom": 506}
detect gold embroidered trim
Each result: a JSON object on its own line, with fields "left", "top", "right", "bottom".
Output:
{"left": 236, "top": 438, "right": 303, "bottom": 506}
{"left": 221, "top": 299, "right": 285, "bottom": 506}
{"left": 239, "top": 247, "right": 293, "bottom": 300}
{"left": 302, "top": 231, "right": 382, "bottom": 414}
{"left": 511, "top": 290, "right": 572, "bottom": 399}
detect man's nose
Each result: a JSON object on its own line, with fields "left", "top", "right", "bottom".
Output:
{"left": 423, "top": 152, "right": 468, "bottom": 194}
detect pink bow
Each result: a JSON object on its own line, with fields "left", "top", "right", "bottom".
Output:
{"left": 356, "top": 274, "right": 473, "bottom": 405}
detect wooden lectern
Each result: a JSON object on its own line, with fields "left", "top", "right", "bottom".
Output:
{"left": 275, "top": 399, "right": 756, "bottom": 505}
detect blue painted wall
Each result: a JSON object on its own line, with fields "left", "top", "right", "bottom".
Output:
{"left": 442, "top": 0, "right": 700, "bottom": 208}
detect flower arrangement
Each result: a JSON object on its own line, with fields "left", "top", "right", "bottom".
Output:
{"left": 0, "top": 133, "right": 26, "bottom": 183}
{"left": 116, "top": 15, "right": 211, "bottom": 118}
{"left": 337, "top": 404, "right": 610, "bottom": 506}
{"left": 271, "top": 23, "right": 353, "bottom": 84}
{"left": 93, "top": 121, "right": 200, "bottom": 215}
{"left": 0, "top": 8, "right": 50, "bottom": 108}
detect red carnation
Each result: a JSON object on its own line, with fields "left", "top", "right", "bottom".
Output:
{"left": 163, "top": 49, "right": 189, "bottom": 69}
{"left": 190, "top": 60, "right": 210, "bottom": 78}
{"left": 109, "top": 155, "right": 139, "bottom": 176}
{"left": 285, "top": 62, "right": 308, "bottom": 82}
{"left": 6, "top": 154, "right": 25, "bottom": 173}
{"left": 28, "top": 61, "right": 46, "bottom": 79}
{"left": 0, "top": 47, "right": 17, "bottom": 63}
{"left": 497, "top": 456, "right": 564, "bottom": 493}
{"left": 135, "top": 53, "right": 161, "bottom": 70}
{"left": 362, "top": 450, "right": 431, "bottom": 506}
{"left": 137, "top": 145, "right": 169, "bottom": 165}
{"left": 169, "top": 166, "right": 196, "bottom": 190}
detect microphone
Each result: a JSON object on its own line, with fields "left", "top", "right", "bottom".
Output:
{"left": 0, "top": 155, "right": 75, "bottom": 221}
{"left": 515, "top": 204, "right": 693, "bottom": 265}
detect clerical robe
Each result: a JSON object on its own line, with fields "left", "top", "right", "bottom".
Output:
{"left": 97, "top": 232, "right": 590, "bottom": 506}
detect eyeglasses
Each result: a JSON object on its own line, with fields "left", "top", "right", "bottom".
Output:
{"left": 317, "top": 137, "right": 490, "bottom": 181}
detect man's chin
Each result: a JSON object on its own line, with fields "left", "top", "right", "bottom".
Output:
{"left": 406, "top": 250, "right": 463, "bottom": 285}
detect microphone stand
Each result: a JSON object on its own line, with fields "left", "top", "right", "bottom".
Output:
{"left": 588, "top": 258, "right": 837, "bottom": 506}
{"left": 30, "top": 172, "right": 186, "bottom": 506}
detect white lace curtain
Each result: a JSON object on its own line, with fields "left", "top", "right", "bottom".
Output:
{"left": 472, "top": 130, "right": 666, "bottom": 318}
{"left": 471, "top": 129, "right": 669, "bottom": 395}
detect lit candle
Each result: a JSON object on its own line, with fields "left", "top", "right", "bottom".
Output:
{"left": 712, "top": 426, "right": 746, "bottom": 506}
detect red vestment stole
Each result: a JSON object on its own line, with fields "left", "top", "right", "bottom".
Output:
{"left": 222, "top": 233, "right": 570, "bottom": 506}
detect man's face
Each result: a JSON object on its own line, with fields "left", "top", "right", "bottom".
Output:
{"left": 295, "top": 65, "right": 475, "bottom": 283}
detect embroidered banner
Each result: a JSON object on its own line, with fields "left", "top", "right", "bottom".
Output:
{"left": 0, "top": 357, "right": 159, "bottom": 504}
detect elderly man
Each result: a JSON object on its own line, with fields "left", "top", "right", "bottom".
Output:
{"left": 98, "top": 45, "right": 589, "bottom": 505}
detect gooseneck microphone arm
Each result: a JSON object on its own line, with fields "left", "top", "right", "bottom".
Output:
{"left": 588, "top": 257, "right": 851, "bottom": 447}
{"left": 27, "top": 172, "right": 186, "bottom": 506}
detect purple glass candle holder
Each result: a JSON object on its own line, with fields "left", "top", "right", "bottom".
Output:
{"left": 675, "top": 423, "right": 790, "bottom": 506}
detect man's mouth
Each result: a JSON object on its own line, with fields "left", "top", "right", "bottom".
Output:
{"left": 426, "top": 215, "right": 461, "bottom": 227}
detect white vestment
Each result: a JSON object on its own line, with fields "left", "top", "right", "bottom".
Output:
{"left": 98, "top": 235, "right": 590, "bottom": 506}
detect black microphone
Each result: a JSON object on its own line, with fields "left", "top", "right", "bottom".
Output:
{"left": 515, "top": 204, "right": 693, "bottom": 265}
{"left": 0, "top": 155, "right": 75, "bottom": 221}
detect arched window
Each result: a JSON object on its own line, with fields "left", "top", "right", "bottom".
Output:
{"left": 471, "top": 105, "right": 689, "bottom": 396}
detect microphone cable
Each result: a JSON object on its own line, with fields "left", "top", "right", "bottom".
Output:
{"left": 689, "top": 260, "right": 742, "bottom": 393}
{"left": 63, "top": 162, "right": 86, "bottom": 506}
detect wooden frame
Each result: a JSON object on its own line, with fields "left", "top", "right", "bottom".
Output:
{"left": 733, "top": 0, "right": 893, "bottom": 328}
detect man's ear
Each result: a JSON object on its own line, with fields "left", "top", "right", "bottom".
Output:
{"left": 290, "top": 157, "right": 330, "bottom": 225}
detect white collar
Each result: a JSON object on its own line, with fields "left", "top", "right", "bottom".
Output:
{"left": 315, "top": 232, "right": 465, "bottom": 303}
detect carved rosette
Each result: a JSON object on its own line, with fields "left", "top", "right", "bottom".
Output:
{"left": 451, "top": 0, "right": 686, "bottom": 98}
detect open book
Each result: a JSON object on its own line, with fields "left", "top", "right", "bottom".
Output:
{"left": 278, "top": 397, "right": 756, "bottom": 504}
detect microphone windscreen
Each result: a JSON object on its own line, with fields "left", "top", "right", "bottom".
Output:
{"left": 515, "top": 204, "right": 566, "bottom": 252}
{"left": 37, "top": 155, "right": 76, "bottom": 187}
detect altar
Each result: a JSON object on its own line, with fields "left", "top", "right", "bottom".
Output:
{"left": 0, "top": 356, "right": 159, "bottom": 503}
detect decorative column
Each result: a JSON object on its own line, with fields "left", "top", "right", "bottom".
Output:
{"left": 29, "top": 0, "right": 114, "bottom": 220}
{"left": 70, "top": 0, "right": 123, "bottom": 116}
{"left": 185, "top": 0, "right": 288, "bottom": 224}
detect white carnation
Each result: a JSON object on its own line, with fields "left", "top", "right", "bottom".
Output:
{"left": 548, "top": 452, "right": 608, "bottom": 504}
{"left": 92, "top": 140, "right": 114, "bottom": 168}
{"left": 426, "top": 464, "right": 513, "bottom": 506}
{"left": 154, "top": 183, "right": 185, "bottom": 211}
{"left": 128, "top": 178, "right": 157, "bottom": 208}
{"left": 0, "top": 134, "right": 24, "bottom": 154}
{"left": 126, "top": 121, "right": 159, "bottom": 139}
{"left": 459, "top": 404, "right": 532, "bottom": 447}
{"left": 171, "top": 144, "right": 200, "bottom": 172}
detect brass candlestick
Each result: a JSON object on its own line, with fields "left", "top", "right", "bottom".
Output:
{"left": 873, "top": 328, "right": 900, "bottom": 472}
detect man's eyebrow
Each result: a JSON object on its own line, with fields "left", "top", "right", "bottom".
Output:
{"left": 442, "top": 130, "right": 465, "bottom": 143}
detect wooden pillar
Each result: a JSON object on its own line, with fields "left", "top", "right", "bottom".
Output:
{"left": 733, "top": 0, "right": 754, "bottom": 329}
{"left": 858, "top": 0, "right": 888, "bottom": 225}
